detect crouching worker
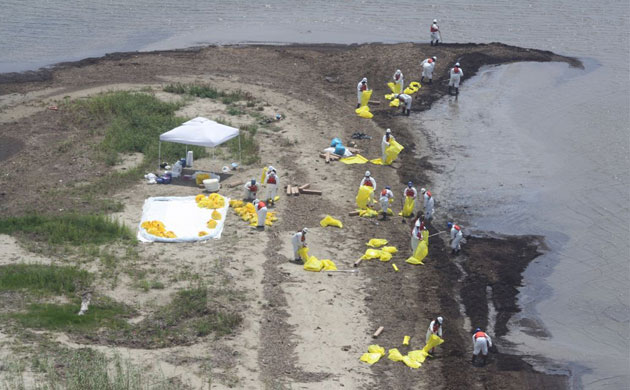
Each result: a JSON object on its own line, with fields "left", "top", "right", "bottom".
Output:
{"left": 472, "top": 328, "right": 492, "bottom": 366}
{"left": 379, "top": 186, "right": 394, "bottom": 220}
{"left": 244, "top": 179, "right": 259, "bottom": 201}
{"left": 291, "top": 228, "right": 308, "bottom": 263}
{"left": 396, "top": 93, "right": 412, "bottom": 116}
{"left": 253, "top": 199, "right": 267, "bottom": 230}
{"left": 426, "top": 316, "right": 444, "bottom": 355}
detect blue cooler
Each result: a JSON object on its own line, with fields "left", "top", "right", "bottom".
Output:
{"left": 334, "top": 144, "right": 346, "bottom": 156}
{"left": 330, "top": 137, "right": 342, "bottom": 147}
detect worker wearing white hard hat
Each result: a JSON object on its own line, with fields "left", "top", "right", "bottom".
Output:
{"left": 360, "top": 171, "right": 376, "bottom": 204}
{"left": 379, "top": 186, "right": 394, "bottom": 220}
{"left": 357, "top": 77, "right": 368, "bottom": 107}
{"left": 393, "top": 69, "right": 404, "bottom": 93}
{"left": 265, "top": 169, "right": 279, "bottom": 206}
{"left": 430, "top": 19, "right": 441, "bottom": 46}
{"left": 449, "top": 62, "right": 464, "bottom": 96}
{"left": 421, "top": 56, "right": 437, "bottom": 85}
{"left": 381, "top": 129, "right": 393, "bottom": 163}
{"left": 291, "top": 228, "right": 308, "bottom": 262}
{"left": 426, "top": 316, "right": 444, "bottom": 354}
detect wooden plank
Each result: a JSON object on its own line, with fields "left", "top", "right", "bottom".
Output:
{"left": 347, "top": 147, "right": 362, "bottom": 154}
{"left": 369, "top": 100, "right": 381, "bottom": 105}
{"left": 300, "top": 189, "right": 322, "bottom": 195}
{"left": 348, "top": 210, "right": 360, "bottom": 216}
{"left": 372, "top": 326, "right": 384, "bottom": 338}
{"left": 292, "top": 186, "right": 300, "bottom": 196}
{"left": 286, "top": 185, "right": 293, "bottom": 195}
{"left": 325, "top": 152, "right": 331, "bottom": 163}
{"left": 298, "top": 183, "right": 311, "bottom": 191}
{"left": 228, "top": 181, "right": 244, "bottom": 189}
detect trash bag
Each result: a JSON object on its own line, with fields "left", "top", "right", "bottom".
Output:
{"left": 260, "top": 166, "right": 268, "bottom": 184}
{"left": 195, "top": 173, "right": 210, "bottom": 185}
{"left": 422, "top": 334, "right": 444, "bottom": 354}
{"left": 356, "top": 185, "right": 374, "bottom": 209}
{"left": 406, "top": 240, "right": 428, "bottom": 265}
{"left": 207, "top": 220, "right": 218, "bottom": 229}
{"left": 298, "top": 247, "right": 310, "bottom": 262}
{"left": 379, "top": 251, "right": 392, "bottom": 262}
{"left": 368, "top": 345, "right": 385, "bottom": 356}
{"left": 212, "top": 210, "right": 222, "bottom": 220}
{"left": 367, "top": 238, "right": 388, "bottom": 248}
{"left": 360, "top": 353, "right": 382, "bottom": 365}
{"left": 407, "top": 350, "right": 428, "bottom": 364}
{"left": 361, "top": 248, "right": 382, "bottom": 260}
{"left": 409, "top": 81, "right": 421, "bottom": 89}
{"left": 388, "top": 348, "right": 404, "bottom": 362}
{"left": 331, "top": 137, "right": 343, "bottom": 147}
{"left": 320, "top": 215, "right": 343, "bottom": 228}
{"left": 381, "top": 246, "right": 398, "bottom": 254}
{"left": 384, "top": 93, "right": 396, "bottom": 100}
{"left": 403, "top": 86, "right": 419, "bottom": 95}
{"left": 355, "top": 105, "right": 373, "bottom": 119}
{"left": 422, "top": 229, "right": 429, "bottom": 244}
{"left": 369, "top": 158, "right": 384, "bottom": 165}
{"left": 387, "top": 82, "right": 402, "bottom": 94}
{"left": 340, "top": 154, "right": 369, "bottom": 164}
{"left": 389, "top": 99, "right": 400, "bottom": 107}
{"left": 402, "top": 197, "right": 415, "bottom": 217}
{"left": 403, "top": 335, "right": 410, "bottom": 345}
{"left": 402, "top": 355, "right": 421, "bottom": 369}
{"left": 304, "top": 256, "right": 324, "bottom": 272}
{"left": 359, "top": 208, "right": 379, "bottom": 218}
{"left": 384, "top": 139, "right": 404, "bottom": 165}
{"left": 360, "top": 90, "right": 372, "bottom": 107}
{"left": 321, "top": 259, "right": 337, "bottom": 271}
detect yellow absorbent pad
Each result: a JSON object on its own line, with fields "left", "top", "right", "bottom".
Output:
{"left": 360, "top": 353, "right": 382, "bottom": 365}
{"left": 359, "top": 208, "right": 379, "bottom": 218}
{"left": 355, "top": 105, "right": 373, "bottom": 119}
{"left": 304, "top": 256, "right": 324, "bottom": 272}
{"left": 387, "top": 82, "right": 402, "bottom": 95}
{"left": 422, "top": 334, "right": 445, "bottom": 354}
{"left": 320, "top": 215, "right": 343, "bottom": 228}
{"left": 389, "top": 99, "right": 400, "bottom": 107}
{"left": 379, "top": 251, "right": 392, "bottom": 262}
{"left": 368, "top": 345, "right": 385, "bottom": 355}
{"left": 321, "top": 259, "right": 337, "bottom": 271}
{"left": 388, "top": 348, "right": 404, "bottom": 362}
{"left": 406, "top": 240, "right": 428, "bottom": 265}
{"left": 340, "top": 154, "right": 369, "bottom": 164}
{"left": 409, "top": 81, "right": 421, "bottom": 89}
{"left": 381, "top": 246, "right": 398, "bottom": 254}
{"left": 402, "top": 355, "right": 422, "bottom": 369}
{"left": 356, "top": 185, "right": 374, "bottom": 209}
{"left": 360, "top": 90, "right": 372, "bottom": 107}
{"left": 408, "top": 349, "right": 429, "bottom": 364}
{"left": 361, "top": 248, "right": 382, "bottom": 260}
{"left": 400, "top": 197, "right": 415, "bottom": 217}
{"left": 298, "top": 247, "right": 310, "bottom": 262}
{"left": 366, "top": 238, "right": 388, "bottom": 248}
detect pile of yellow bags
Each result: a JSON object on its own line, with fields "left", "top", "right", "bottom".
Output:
{"left": 360, "top": 345, "right": 386, "bottom": 365}
{"left": 387, "top": 82, "right": 402, "bottom": 95}
{"left": 355, "top": 90, "right": 373, "bottom": 119}
{"left": 404, "top": 81, "right": 422, "bottom": 95}
{"left": 366, "top": 238, "right": 388, "bottom": 248}
{"left": 361, "top": 241, "right": 397, "bottom": 262}
{"left": 228, "top": 200, "right": 277, "bottom": 226}
{"left": 196, "top": 193, "right": 226, "bottom": 209}
{"left": 361, "top": 335, "right": 444, "bottom": 368}
{"left": 299, "top": 247, "right": 337, "bottom": 272}
{"left": 358, "top": 208, "right": 379, "bottom": 218}
{"left": 141, "top": 220, "right": 177, "bottom": 239}
{"left": 320, "top": 215, "right": 343, "bottom": 228}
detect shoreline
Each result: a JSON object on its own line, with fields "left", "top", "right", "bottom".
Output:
{"left": 0, "top": 42, "right": 580, "bottom": 388}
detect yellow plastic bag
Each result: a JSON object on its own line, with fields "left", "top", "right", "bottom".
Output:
{"left": 304, "top": 256, "right": 324, "bottom": 272}
{"left": 355, "top": 105, "right": 373, "bottom": 119}
{"left": 195, "top": 173, "right": 210, "bottom": 185}
{"left": 369, "top": 158, "right": 384, "bottom": 165}
{"left": 379, "top": 251, "right": 392, "bottom": 262}
{"left": 356, "top": 185, "right": 374, "bottom": 209}
{"left": 360, "top": 90, "right": 372, "bottom": 107}
{"left": 260, "top": 166, "right": 268, "bottom": 184}
{"left": 402, "top": 355, "right": 421, "bottom": 369}
{"left": 320, "top": 215, "right": 343, "bottom": 228}
{"left": 321, "top": 259, "right": 337, "bottom": 271}
{"left": 381, "top": 246, "right": 398, "bottom": 254}
{"left": 392, "top": 263, "right": 399, "bottom": 272}
{"left": 410, "top": 81, "right": 421, "bottom": 89}
{"left": 387, "top": 82, "right": 402, "bottom": 94}
{"left": 361, "top": 248, "right": 382, "bottom": 260}
{"left": 384, "top": 93, "right": 396, "bottom": 100}
{"left": 422, "top": 229, "right": 429, "bottom": 244}
{"left": 367, "top": 239, "right": 388, "bottom": 248}
{"left": 384, "top": 139, "right": 404, "bottom": 165}
{"left": 388, "top": 348, "right": 404, "bottom": 362}
{"left": 198, "top": 231, "right": 208, "bottom": 237}
{"left": 403, "top": 335, "right": 410, "bottom": 345}
{"left": 401, "top": 197, "right": 415, "bottom": 217}
{"left": 360, "top": 353, "right": 382, "bottom": 365}
{"left": 298, "top": 247, "right": 309, "bottom": 262}
{"left": 389, "top": 99, "right": 400, "bottom": 107}
{"left": 368, "top": 345, "right": 385, "bottom": 356}
{"left": 359, "top": 208, "right": 379, "bottom": 218}
{"left": 340, "top": 154, "right": 369, "bottom": 164}
{"left": 406, "top": 240, "right": 428, "bottom": 265}
{"left": 408, "top": 349, "right": 429, "bottom": 364}
{"left": 207, "top": 220, "right": 218, "bottom": 229}
{"left": 422, "top": 334, "right": 444, "bottom": 354}
{"left": 403, "top": 86, "right": 418, "bottom": 95}
{"left": 212, "top": 210, "right": 222, "bottom": 220}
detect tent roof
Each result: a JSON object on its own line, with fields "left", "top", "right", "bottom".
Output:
{"left": 159, "top": 117, "right": 239, "bottom": 147}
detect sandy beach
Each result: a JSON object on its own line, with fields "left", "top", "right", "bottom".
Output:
{"left": 0, "top": 42, "right": 580, "bottom": 388}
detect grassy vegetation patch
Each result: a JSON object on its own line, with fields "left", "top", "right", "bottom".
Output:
{"left": 0, "top": 214, "right": 133, "bottom": 245}
{"left": 164, "top": 83, "right": 252, "bottom": 105}
{"left": 0, "top": 264, "right": 92, "bottom": 295}
{"left": 9, "top": 299, "right": 131, "bottom": 332}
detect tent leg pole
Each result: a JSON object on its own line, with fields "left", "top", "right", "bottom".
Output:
{"left": 239, "top": 134, "right": 242, "bottom": 163}
{"left": 158, "top": 142, "right": 161, "bottom": 170}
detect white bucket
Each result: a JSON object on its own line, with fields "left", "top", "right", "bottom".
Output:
{"left": 203, "top": 178, "right": 220, "bottom": 192}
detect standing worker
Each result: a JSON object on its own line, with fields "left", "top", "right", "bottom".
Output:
{"left": 360, "top": 171, "right": 376, "bottom": 204}
{"left": 430, "top": 19, "right": 441, "bottom": 46}
{"left": 402, "top": 181, "right": 418, "bottom": 218}
{"left": 421, "top": 56, "right": 437, "bottom": 85}
{"left": 379, "top": 186, "right": 394, "bottom": 220}
{"left": 265, "top": 167, "right": 279, "bottom": 206}
{"left": 449, "top": 62, "right": 464, "bottom": 96}
{"left": 472, "top": 328, "right": 493, "bottom": 366}
{"left": 426, "top": 316, "right": 444, "bottom": 354}
{"left": 421, "top": 189, "right": 435, "bottom": 221}
{"left": 253, "top": 199, "right": 267, "bottom": 230}
{"left": 393, "top": 69, "right": 404, "bottom": 94}
{"left": 447, "top": 222, "right": 464, "bottom": 254}
{"left": 381, "top": 129, "right": 393, "bottom": 163}
{"left": 410, "top": 215, "right": 426, "bottom": 253}
{"left": 291, "top": 228, "right": 308, "bottom": 263}
{"left": 396, "top": 93, "right": 412, "bottom": 116}
{"left": 357, "top": 77, "right": 368, "bottom": 108}
{"left": 244, "top": 179, "right": 259, "bottom": 201}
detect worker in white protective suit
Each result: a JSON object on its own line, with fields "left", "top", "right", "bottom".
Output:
{"left": 421, "top": 56, "right": 437, "bottom": 85}
{"left": 357, "top": 77, "right": 368, "bottom": 107}
{"left": 379, "top": 186, "right": 394, "bottom": 220}
{"left": 381, "top": 128, "right": 393, "bottom": 162}
{"left": 393, "top": 69, "right": 404, "bottom": 93}
{"left": 426, "top": 316, "right": 444, "bottom": 354}
{"left": 402, "top": 181, "right": 418, "bottom": 218}
{"left": 396, "top": 93, "right": 412, "bottom": 116}
{"left": 291, "top": 228, "right": 308, "bottom": 263}
{"left": 448, "top": 222, "right": 464, "bottom": 254}
{"left": 430, "top": 19, "right": 441, "bottom": 46}
{"left": 244, "top": 179, "right": 259, "bottom": 201}
{"left": 410, "top": 216, "right": 426, "bottom": 253}
{"left": 422, "top": 189, "right": 434, "bottom": 221}
{"left": 360, "top": 171, "right": 376, "bottom": 204}
{"left": 472, "top": 328, "right": 493, "bottom": 366}
{"left": 449, "top": 62, "right": 464, "bottom": 96}
{"left": 265, "top": 168, "right": 278, "bottom": 206}
{"left": 253, "top": 199, "right": 267, "bottom": 230}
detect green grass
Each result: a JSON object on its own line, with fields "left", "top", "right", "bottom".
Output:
{"left": 0, "top": 214, "right": 133, "bottom": 245}
{"left": 164, "top": 83, "right": 252, "bottom": 105}
{"left": 9, "top": 299, "right": 131, "bottom": 332}
{"left": 227, "top": 106, "right": 244, "bottom": 116}
{"left": 0, "top": 264, "right": 92, "bottom": 295}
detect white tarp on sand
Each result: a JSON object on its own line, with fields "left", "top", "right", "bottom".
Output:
{"left": 137, "top": 196, "right": 230, "bottom": 243}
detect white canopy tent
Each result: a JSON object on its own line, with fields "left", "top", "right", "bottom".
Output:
{"left": 158, "top": 117, "right": 241, "bottom": 166}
